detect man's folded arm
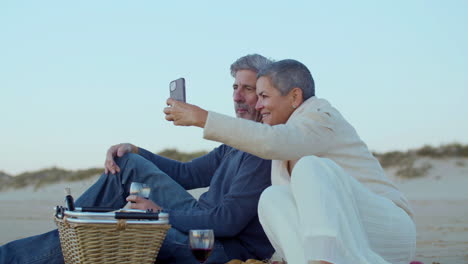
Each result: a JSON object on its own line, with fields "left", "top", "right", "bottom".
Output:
{"left": 164, "top": 156, "right": 271, "bottom": 237}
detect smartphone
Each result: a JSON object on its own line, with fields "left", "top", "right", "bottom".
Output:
{"left": 169, "top": 78, "right": 186, "bottom": 102}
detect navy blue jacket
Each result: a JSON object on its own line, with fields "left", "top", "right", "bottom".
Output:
{"left": 138, "top": 145, "right": 274, "bottom": 260}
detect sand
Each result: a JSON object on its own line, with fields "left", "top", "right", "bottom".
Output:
{"left": 1, "top": 158, "right": 467, "bottom": 263}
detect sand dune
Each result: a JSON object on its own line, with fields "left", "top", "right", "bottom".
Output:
{"left": 1, "top": 158, "right": 467, "bottom": 263}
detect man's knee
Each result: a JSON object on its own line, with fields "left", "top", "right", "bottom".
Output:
{"left": 116, "top": 152, "right": 149, "bottom": 172}
{"left": 115, "top": 153, "right": 142, "bottom": 169}
{"left": 106, "top": 153, "right": 148, "bottom": 185}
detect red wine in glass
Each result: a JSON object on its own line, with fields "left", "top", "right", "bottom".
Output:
{"left": 189, "top": 230, "right": 214, "bottom": 263}
{"left": 190, "top": 248, "right": 213, "bottom": 263}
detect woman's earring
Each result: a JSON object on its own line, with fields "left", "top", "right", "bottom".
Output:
{"left": 292, "top": 105, "right": 297, "bottom": 109}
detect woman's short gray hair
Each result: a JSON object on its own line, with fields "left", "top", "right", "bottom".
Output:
{"left": 230, "top": 54, "right": 273, "bottom": 77}
{"left": 257, "top": 59, "right": 315, "bottom": 100}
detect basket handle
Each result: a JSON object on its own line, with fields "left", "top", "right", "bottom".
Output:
{"left": 78, "top": 207, "right": 119, "bottom": 212}
{"left": 115, "top": 212, "right": 160, "bottom": 220}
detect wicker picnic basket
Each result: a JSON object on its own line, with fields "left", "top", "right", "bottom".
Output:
{"left": 54, "top": 207, "right": 171, "bottom": 264}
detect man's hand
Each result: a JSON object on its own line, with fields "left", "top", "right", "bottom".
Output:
{"left": 104, "top": 143, "right": 137, "bottom": 174}
{"left": 126, "top": 195, "right": 162, "bottom": 211}
{"left": 164, "top": 98, "right": 208, "bottom": 128}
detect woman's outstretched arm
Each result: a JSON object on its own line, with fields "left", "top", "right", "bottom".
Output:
{"left": 164, "top": 98, "right": 336, "bottom": 161}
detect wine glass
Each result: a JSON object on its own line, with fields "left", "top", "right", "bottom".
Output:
{"left": 189, "top": 229, "right": 214, "bottom": 263}
{"left": 129, "top": 182, "right": 151, "bottom": 203}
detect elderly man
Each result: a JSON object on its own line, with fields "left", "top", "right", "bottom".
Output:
{"left": 0, "top": 54, "right": 275, "bottom": 264}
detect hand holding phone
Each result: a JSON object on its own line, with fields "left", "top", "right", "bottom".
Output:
{"left": 169, "top": 78, "right": 186, "bottom": 102}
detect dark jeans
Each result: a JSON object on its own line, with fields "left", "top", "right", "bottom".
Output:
{"left": 0, "top": 153, "right": 229, "bottom": 264}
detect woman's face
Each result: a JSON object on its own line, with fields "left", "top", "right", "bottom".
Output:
{"left": 255, "top": 76, "right": 296, "bottom": 125}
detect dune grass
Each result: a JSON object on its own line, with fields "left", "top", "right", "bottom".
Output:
{"left": 0, "top": 149, "right": 208, "bottom": 191}
{"left": 373, "top": 143, "right": 467, "bottom": 178}
{"left": 1, "top": 144, "right": 467, "bottom": 190}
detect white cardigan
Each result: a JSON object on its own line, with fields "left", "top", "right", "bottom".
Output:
{"left": 204, "top": 96, "right": 413, "bottom": 218}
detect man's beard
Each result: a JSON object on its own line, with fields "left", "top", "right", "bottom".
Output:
{"left": 234, "top": 103, "right": 260, "bottom": 122}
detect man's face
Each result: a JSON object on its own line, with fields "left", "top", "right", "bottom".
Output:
{"left": 233, "top": 70, "right": 260, "bottom": 121}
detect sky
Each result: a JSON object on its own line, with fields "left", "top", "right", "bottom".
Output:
{"left": 1, "top": 1, "right": 467, "bottom": 175}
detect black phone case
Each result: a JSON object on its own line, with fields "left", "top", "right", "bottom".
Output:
{"left": 170, "top": 78, "right": 186, "bottom": 102}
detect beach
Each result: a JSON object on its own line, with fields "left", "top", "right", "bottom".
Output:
{"left": 1, "top": 158, "right": 467, "bottom": 263}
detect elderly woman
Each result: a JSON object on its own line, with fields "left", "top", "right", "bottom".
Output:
{"left": 164, "top": 59, "right": 416, "bottom": 264}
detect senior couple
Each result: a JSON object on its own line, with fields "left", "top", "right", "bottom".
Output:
{"left": 0, "top": 54, "right": 416, "bottom": 264}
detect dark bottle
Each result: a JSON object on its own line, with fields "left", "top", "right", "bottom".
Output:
{"left": 65, "top": 187, "right": 75, "bottom": 211}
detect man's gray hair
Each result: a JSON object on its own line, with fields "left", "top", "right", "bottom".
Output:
{"left": 230, "top": 54, "right": 273, "bottom": 77}
{"left": 257, "top": 59, "right": 315, "bottom": 100}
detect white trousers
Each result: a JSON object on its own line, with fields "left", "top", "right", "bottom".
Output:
{"left": 258, "top": 156, "right": 416, "bottom": 264}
